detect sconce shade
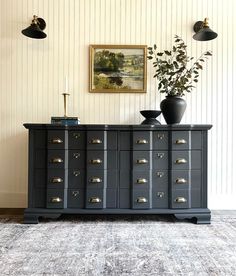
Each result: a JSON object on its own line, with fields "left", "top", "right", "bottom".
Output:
{"left": 193, "top": 18, "right": 217, "bottom": 41}
{"left": 22, "top": 16, "right": 47, "bottom": 39}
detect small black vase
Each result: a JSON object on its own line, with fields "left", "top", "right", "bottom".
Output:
{"left": 160, "top": 96, "right": 186, "bottom": 124}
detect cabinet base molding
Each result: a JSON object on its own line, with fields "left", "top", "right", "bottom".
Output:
{"left": 24, "top": 208, "right": 211, "bottom": 224}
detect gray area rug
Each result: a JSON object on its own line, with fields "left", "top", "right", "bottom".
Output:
{"left": 0, "top": 212, "right": 236, "bottom": 276}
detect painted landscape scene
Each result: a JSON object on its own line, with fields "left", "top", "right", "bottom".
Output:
{"left": 91, "top": 47, "right": 146, "bottom": 92}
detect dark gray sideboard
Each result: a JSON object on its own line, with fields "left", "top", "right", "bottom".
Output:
{"left": 23, "top": 124, "right": 212, "bottom": 224}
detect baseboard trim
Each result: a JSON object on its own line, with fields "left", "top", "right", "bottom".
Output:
{"left": 0, "top": 208, "right": 24, "bottom": 215}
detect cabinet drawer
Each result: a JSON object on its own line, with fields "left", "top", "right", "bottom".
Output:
{"left": 153, "top": 151, "right": 168, "bottom": 169}
{"left": 87, "top": 131, "right": 107, "bottom": 150}
{"left": 47, "top": 169, "right": 68, "bottom": 189}
{"left": 68, "top": 131, "right": 85, "bottom": 149}
{"left": 171, "top": 151, "right": 201, "bottom": 170}
{"left": 86, "top": 189, "right": 105, "bottom": 209}
{"left": 171, "top": 190, "right": 190, "bottom": 209}
{"left": 152, "top": 170, "right": 168, "bottom": 191}
{"left": 132, "top": 190, "right": 150, "bottom": 209}
{"left": 132, "top": 131, "right": 151, "bottom": 150}
{"left": 87, "top": 151, "right": 107, "bottom": 170}
{"left": 132, "top": 171, "right": 150, "bottom": 189}
{"left": 171, "top": 131, "right": 190, "bottom": 150}
{"left": 47, "top": 130, "right": 68, "bottom": 150}
{"left": 47, "top": 150, "right": 68, "bottom": 169}
{"left": 68, "top": 189, "right": 84, "bottom": 208}
{"left": 68, "top": 169, "right": 85, "bottom": 189}
{"left": 171, "top": 170, "right": 190, "bottom": 190}
{"left": 153, "top": 131, "right": 168, "bottom": 150}
{"left": 46, "top": 189, "right": 67, "bottom": 208}
{"left": 69, "top": 150, "right": 85, "bottom": 168}
{"left": 132, "top": 151, "right": 151, "bottom": 171}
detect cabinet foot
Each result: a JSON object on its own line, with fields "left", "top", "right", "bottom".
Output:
{"left": 24, "top": 214, "right": 39, "bottom": 224}
{"left": 24, "top": 212, "right": 62, "bottom": 224}
{"left": 174, "top": 213, "right": 211, "bottom": 224}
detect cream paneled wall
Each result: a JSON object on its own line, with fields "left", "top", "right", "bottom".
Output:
{"left": 0, "top": 0, "right": 235, "bottom": 208}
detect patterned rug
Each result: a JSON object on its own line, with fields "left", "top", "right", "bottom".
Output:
{"left": 0, "top": 212, "right": 236, "bottom": 276}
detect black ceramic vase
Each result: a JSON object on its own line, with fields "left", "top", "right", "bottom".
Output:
{"left": 160, "top": 96, "right": 186, "bottom": 124}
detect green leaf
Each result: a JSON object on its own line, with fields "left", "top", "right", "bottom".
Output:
{"left": 164, "top": 50, "right": 171, "bottom": 56}
{"left": 147, "top": 47, "right": 153, "bottom": 50}
{"left": 205, "top": 51, "right": 212, "bottom": 56}
{"left": 154, "top": 44, "right": 157, "bottom": 50}
{"left": 157, "top": 52, "right": 164, "bottom": 56}
{"left": 147, "top": 56, "right": 153, "bottom": 59}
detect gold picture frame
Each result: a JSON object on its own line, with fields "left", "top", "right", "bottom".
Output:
{"left": 89, "top": 45, "right": 147, "bottom": 93}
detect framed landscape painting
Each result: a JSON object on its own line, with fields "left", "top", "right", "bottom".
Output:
{"left": 89, "top": 45, "right": 147, "bottom": 93}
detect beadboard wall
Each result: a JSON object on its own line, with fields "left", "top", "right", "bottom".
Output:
{"left": 0, "top": 0, "right": 235, "bottom": 209}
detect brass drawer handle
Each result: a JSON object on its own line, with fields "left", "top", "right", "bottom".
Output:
{"left": 175, "top": 139, "right": 187, "bottom": 144}
{"left": 175, "top": 158, "right": 187, "bottom": 164}
{"left": 136, "top": 178, "right": 147, "bottom": 184}
{"left": 90, "top": 159, "right": 102, "bottom": 164}
{"left": 157, "top": 172, "right": 164, "bottom": 178}
{"left": 89, "top": 139, "right": 102, "bottom": 144}
{"left": 50, "top": 158, "right": 63, "bottom": 163}
{"left": 89, "top": 177, "right": 102, "bottom": 183}
{"left": 51, "top": 177, "right": 63, "bottom": 183}
{"left": 136, "top": 139, "right": 148, "bottom": 144}
{"left": 73, "top": 133, "right": 80, "bottom": 139}
{"left": 136, "top": 159, "right": 148, "bottom": 164}
{"left": 176, "top": 178, "right": 187, "bottom": 184}
{"left": 89, "top": 197, "right": 102, "bottom": 203}
{"left": 136, "top": 197, "right": 147, "bottom": 203}
{"left": 175, "top": 197, "right": 187, "bottom": 203}
{"left": 51, "top": 138, "right": 63, "bottom": 144}
{"left": 73, "top": 171, "right": 80, "bottom": 177}
{"left": 50, "top": 197, "right": 62, "bottom": 203}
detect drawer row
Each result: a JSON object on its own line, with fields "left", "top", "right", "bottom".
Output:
{"left": 38, "top": 188, "right": 201, "bottom": 209}
{"left": 34, "top": 169, "right": 202, "bottom": 191}
{"left": 35, "top": 150, "right": 202, "bottom": 170}
{"left": 34, "top": 130, "right": 202, "bottom": 150}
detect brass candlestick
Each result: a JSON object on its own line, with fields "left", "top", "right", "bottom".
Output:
{"left": 62, "top": 93, "right": 70, "bottom": 117}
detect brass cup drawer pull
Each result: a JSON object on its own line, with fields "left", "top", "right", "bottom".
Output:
{"left": 175, "top": 158, "right": 187, "bottom": 164}
{"left": 90, "top": 139, "right": 102, "bottom": 144}
{"left": 136, "top": 159, "right": 148, "bottom": 164}
{"left": 175, "top": 197, "right": 187, "bottom": 203}
{"left": 90, "top": 159, "right": 102, "bottom": 164}
{"left": 50, "top": 197, "right": 62, "bottom": 203}
{"left": 136, "top": 197, "right": 148, "bottom": 203}
{"left": 136, "top": 139, "right": 148, "bottom": 144}
{"left": 51, "top": 138, "right": 63, "bottom": 144}
{"left": 50, "top": 158, "right": 63, "bottom": 163}
{"left": 175, "top": 139, "right": 187, "bottom": 144}
{"left": 136, "top": 178, "right": 147, "bottom": 184}
{"left": 176, "top": 178, "right": 187, "bottom": 184}
{"left": 89, "top": 197, "right": 102, "bottom": 203}
{"left": 51, "top": 177, "right": 63, "bottom": 183}
{"left": 89, "top": 177, "right": 102, "bottom": 183}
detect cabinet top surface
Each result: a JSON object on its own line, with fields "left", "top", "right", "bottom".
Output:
{"left": 24, "top": 123, "right": 212, "bottom": 131}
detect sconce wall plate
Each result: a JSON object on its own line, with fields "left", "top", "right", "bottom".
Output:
{"left": 22, "top": 15, "right": 47, "bottom": 39}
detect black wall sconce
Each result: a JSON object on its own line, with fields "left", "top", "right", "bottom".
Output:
{"left": 193, "top": 18, "right": 217, "bottom": 41}
{"left": 22, "top": 15, "right": 47, "bottom": 39}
